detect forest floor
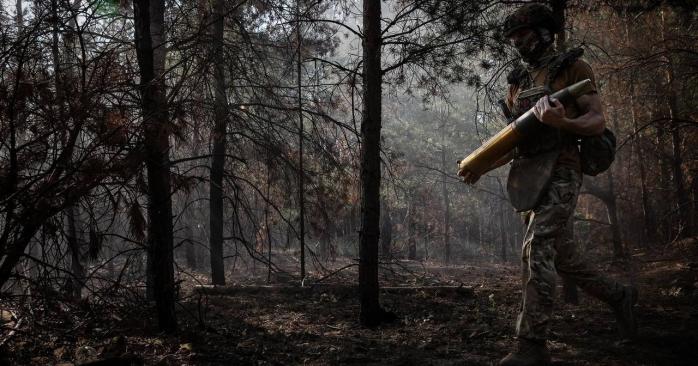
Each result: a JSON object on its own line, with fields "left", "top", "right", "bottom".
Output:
{"left": 1, "top": 240, "right": 698, "bottom": 366}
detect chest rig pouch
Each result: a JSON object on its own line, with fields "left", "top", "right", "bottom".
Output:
{"left": 506, "top": 84, "right": 562, "bottom": 212}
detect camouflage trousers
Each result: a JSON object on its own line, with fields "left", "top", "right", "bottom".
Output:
{"left": 515, "top": 166, "right": 624, "bottom": 342}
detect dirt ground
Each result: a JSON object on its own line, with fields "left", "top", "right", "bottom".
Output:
{"left": 1, "top": 245, "right": 697, "bottom": 366}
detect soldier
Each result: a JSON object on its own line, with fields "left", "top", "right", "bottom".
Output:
{"left": 459, "top": 4, "right": 638, "bottom": 366}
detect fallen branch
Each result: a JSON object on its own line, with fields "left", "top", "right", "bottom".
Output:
{"left": 312, "top": 263, "right": 357, "bottom": 284}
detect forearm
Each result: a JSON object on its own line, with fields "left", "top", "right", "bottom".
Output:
{"left": 535, "top": 93, "right": 606, "bottom": 136}
{"left": 558, "top": 110, "right": 605, "bottom": 136}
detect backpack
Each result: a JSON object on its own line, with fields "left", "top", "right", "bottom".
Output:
{"left": 579, "top": 128, "right": 616, "bottom": 176}
{"left": 537, "top": 47, "right": 617, "bottom": 176}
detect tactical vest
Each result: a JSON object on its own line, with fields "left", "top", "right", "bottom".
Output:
{"left": 506, "top": 48, "right": 584, "bottom": 212}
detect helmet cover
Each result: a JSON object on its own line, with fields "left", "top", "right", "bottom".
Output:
{"left": 502, "top": 4, "right": 561, "bottom": 38}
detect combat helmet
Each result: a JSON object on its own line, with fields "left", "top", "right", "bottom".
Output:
{"left": 502, "top": 3, "right": 562, "bottom": 37}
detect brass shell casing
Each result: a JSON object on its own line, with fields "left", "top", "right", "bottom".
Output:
{"left": 458, "top": 124, "right": 521, "bottom": 176}
{"left": 458, "top": 79, "right": 594, "bottom": 177}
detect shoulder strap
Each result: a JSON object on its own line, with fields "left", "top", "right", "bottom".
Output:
{"left": 545, "top": 47, "right": 584, "bottom": 90}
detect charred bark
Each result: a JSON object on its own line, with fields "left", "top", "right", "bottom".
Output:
{"left": 380, "top": 201, "right": 392, "bottom": 259}
{"left": 133, "top": 0, "right": 177, "bottom": 332}
{"left": 209, "top": 0, "right": 227, "bottom": 286}
{"left": 358, "top": 0, "right": 385, "bottom": 327}
{"left": 296, "top": 0, "right": 306, "bottom": 281}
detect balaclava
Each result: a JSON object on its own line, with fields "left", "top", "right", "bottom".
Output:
{"left": 513, "top": 27, "right": 554, "bottom": 66}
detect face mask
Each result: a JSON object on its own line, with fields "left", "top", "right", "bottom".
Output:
{"left": 512, "top": 28, "right": 553, "bottom": 65}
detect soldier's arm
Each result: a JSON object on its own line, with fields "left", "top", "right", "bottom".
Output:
{"left": 533, "top": 93, "right": 605, "bottom": 136}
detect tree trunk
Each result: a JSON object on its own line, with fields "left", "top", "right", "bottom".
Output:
{"left": 66, "top": 206, "right": 84, "bottom": 299}
{"left": 630, "top": 89, "right": 657, "bottom": 245}
{"left": 499, "top": 202, "right": 507, "bottom": 262}
{"left": 266, "top": 159, "right": 272, "bottom": 283}
{"left": 50, "top": 0, "right": 83, "bottom": 299}
{"left": 510, "top": 222, "right": 518, "bottom": 258}
{"left": 605, "top": 107, "right": 624, "bottom": 259}
{"left": 296, "top": 0, "right": 306, "bottom": 282}
{"left": 358, "top": 0, "right": 383, "bottom": 327}
{"left": 624, "top": 17, "right": 657, "bottom": 246}
{"left": 407, "top": 194, "right": 417, "bottom": 260}
{"left": 424, "top": 223, "right": 430, "bottom": 261}
{"left": 563, "top": 218, "right": 578, "bottom": 304}
{"left": 15, "top": 0, "right": 22, "bottom": 26}
{"left": 320, "top": 207, "right": 333, "bottom": 261}
{"left": 133, "top": 0, "right": 177, "bottom": 332}
{"left": 606, "top": 169, "right": 624, "bottom": 259}
{"left": 146, "top": 247, "right": 155, "bottom": 300}
{"left": 285, "top": 222, "right": 293, "bottom": 251}
{"left": 661, "top": 10, "right": 690, "bottom": 238}
{"left": 478, "top": 205, "right": 484, "bottom": 250}
{"left": 691, "top": 178, "right": 698, "bottom": 236}
{"left": 185, "top": 226, "right": 197, "bottom": 269}
{"left": 441, "top": 147, "right": 451, "bottom": 264}
{"left": 209, "top": 0, "right": 227, "bottom": 286}
{"left": 550, "top": 0, "right": 567, "bottom": 50}
{"left": 655, "top": 119, "right": 671, "bottom": 241}
{"left": 584, "top": 175, "right": 623, "bottom": 260}
{"left": 380, "top": 201, "right": 392, "bottom": 258}
{"left": 562, "top": 277, "right": 579, "bottom": 304}
{"left": 0, "top": 0, "right": 25, "bottom": 289}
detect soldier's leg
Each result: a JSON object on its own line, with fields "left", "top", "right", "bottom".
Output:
{"left": 515, "top": 167, "right": 579, "bottom": 342}
{"left": 516, "top": 219, "right": 557, "bottom": 342}
{"left": 554, "top": 220, "right": 624, "bottom": 304}
{"left": 555, "top": 215, "right": 639, "bottom": 338}
{"left": 519, "top": 212, "right": 533, "bottom": 291}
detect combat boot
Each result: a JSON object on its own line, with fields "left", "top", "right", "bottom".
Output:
{"left": 499, "top": 338, "right": 551, "bottom": 366}
{"left": 611, "top": 285, "right": 638, "bottom": 339}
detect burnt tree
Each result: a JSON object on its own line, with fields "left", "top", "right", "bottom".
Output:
{"left": 358, "top": 0, "right": 385, "bottom": 327}
{"left": 133, "top": 0, "right": 177, "bottom": 332}
{"left": 209, "top": 0, "right": 228, "bottom": 286}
